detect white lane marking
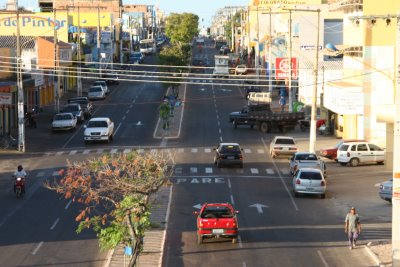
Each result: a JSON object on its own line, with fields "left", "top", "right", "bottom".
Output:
{"left": 125, "top": 109, "right": 130, "bottom": 114}
{"left": 69, "top": 150, "right": 77, "bottom": 155}
{"left": 114, "top": 122, "right": 122, "bottom": 137}
{"left": 129, "top": 104, "right": 133, "bottom": 109}
{"left": 123, "top": 148, "right": 131, "bottom": 154}
{"left": 220, "top": 136, "right": 223, "bottom": 142}
{"left": 238, "top": 235, "right": 243, "bottom": 248}
{"left": 317, "top": 250, "right": 329, "bottom": 267}
{"left": 257, "top": 149, "right": 265, "bottom": 154}
{"left": 262, "top": 137, "right": 299, "bottom": 211}
{"left": 174, "top": 167, "right": 182, "bottom": 174}
{"left": 266, "top": 169, "right": 275, "bottom": 175}
{"left": 250, "top": 168, "right": 259, "bottom": 174}
{"left": 32, "top": 241, "right": 44, "bottom": 255}
{"left": 96, "top": 149, "right": 104, "bottom": 154}
{"left": 230, "top": 194, "right": 235, "bottom": 205}
{"left": 110, "top": 149, "right": 118, "bottom": 154}
{"left": 228, "top": 178, "right": 232, "bottom": 189}
{"left": 218, "top": 129, "right": 222, "bottom": 134}
{"left": 205, "top": 168, "right": 213, "bottom": 174}
{"left": 36, "top": 171, "right": 45, "bottom": 178}
{"left": 177, "top": 148, "right": 184, "bottom": 153}
{"left": 374, "top": 183, "right": 381, "bottom": 187}
{"left": 52, "top": 171, "right": 61, "bottom": 177}
{"left": 122, "top": 115, "right": 126, "bottom": 120}
{"left": 244, "top": 149, "right": 252, "bottom": 154}
{"left": 137, "top": 148, "right": 145, "bottom": 154}
{"left": 191, "top": 148, "right": 198, "bottom": 153}
{"left": 65, "top": 199, "right": 72, "bottom": 210}
{"left": 50, "top": 218, "right": 60, "bottom": 230}
{"left": 190, "top": 167, "right": 198, "bottom": 174}
{"left": 204, "top": 148, "right": 211, "bottom": 153}
{"left": 160, "top": 138, "right": 168, "bottom": 147}
{"left": 56, "top": 151, "right": 64, "bottom": 156}
{"left": 83, "top": 149, "right": 90, "bottom": 155}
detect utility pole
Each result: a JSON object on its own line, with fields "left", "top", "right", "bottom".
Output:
{"left": 15, "top": 0, "right": 25, "bottom": 152}
{"left": 288, "top": 9, "right": 293, "bottom": 112}
{"left": 97, "top": 6, "right": 102, "bottom": 77}
{"left": 77, "top": 6, "right": 82, "bottom": 96}
{"left": 119, "top": 4, "right": 123, "bottom": 65}
{"left": 256, "top": 5, "right": 260, "bottom": 81}
{"left": 53, "top": 7, "right": 60, "bottom": 113}
{"left": 231, "top": 13, "right": 234, "bottom": 52}
{"left": 268, "top": 7, "right": 273, "bottom": 94}
{"left": 393, "top": 16, "right": 400, "bottom": 267}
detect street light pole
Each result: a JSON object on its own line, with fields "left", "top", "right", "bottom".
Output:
{"left": 53, "top": 7, "right": 60, "bottom": 113}
{"left": 268, "top": 7, "right": 273, "bottom": 94}
{"left": 288, "top": 9, "right": 293, "bottom": 112}
{"left": 97, "top": 6, "right": 102, "bottom": 77}
{"left": 77, "top": 6, "right": 82, "bottom": 96}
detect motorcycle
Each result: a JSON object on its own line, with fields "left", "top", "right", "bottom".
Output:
{"left": 14, "top": 177, "right": 25, "bottom": 198}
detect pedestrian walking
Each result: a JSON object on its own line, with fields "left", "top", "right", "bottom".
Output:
{"left": 279, "top": 96, "right": 286, "bottom": 113}
{"left": 345, "top": 207, "right": 361, "bottom": 250}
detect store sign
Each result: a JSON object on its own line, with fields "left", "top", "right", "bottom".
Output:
{"left": 32, "top": 71, "right": 44, "bottom": 87}
{"left": 252, "top": 0, "right": 321, "bottom": 8}
{"left": 324, "top": 86, "right": 363, "bottom": 115}
{"left": 0, "top": 92, "right": 12, "bottom": 105}
{"left": 275, "top": 57, "right": 298, "bottom": 79}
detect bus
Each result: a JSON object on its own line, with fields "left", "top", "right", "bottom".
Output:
{"left": 139, "top": 39, "right": 157, "bottom": 55}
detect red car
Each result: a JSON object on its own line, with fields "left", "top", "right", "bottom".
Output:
{"left": 194, "top": 203, "right": 239, "bottom": 244}
{"left": 319, "top": 139, "right": 366, "bottom": 160}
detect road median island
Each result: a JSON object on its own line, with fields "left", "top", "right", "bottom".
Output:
{"left": 153, "top": 82, "right": 187, "bottom": 139}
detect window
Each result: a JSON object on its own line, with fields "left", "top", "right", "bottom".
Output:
{"left": 275, "top": 138, "right": 295, "bottom": 145}
{"left": 339, "top": 144, "right": 349, "bottom": 151}
{"left": 299, "top": 171, "right": 322, "bottom": 180}
{"left": 368, "top": 144, "right": 382, "bottom": 151}
{"left": 201, "top": 207, "right": 233, "bottom": 218}
{"left": 350, "top": 145, "right": 356, "bottom": 151}
{"left": 357, "top": 144, "right": 368, "bottom": 151}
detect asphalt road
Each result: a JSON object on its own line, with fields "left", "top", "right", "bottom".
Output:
{"left": 0, "top": 38, "right": 392, "bottom": 267}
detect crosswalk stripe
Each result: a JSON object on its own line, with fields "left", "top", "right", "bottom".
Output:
{"left": 204, "top": 148, "right": 211, "bottom": 153}
{"left": 257, "top": 149, "right": 265, "bottom": 154}
{"left": 202, "top": 80, "right": 206, "bottom": 83}
{"left": 177, "top": 148, "right": 184, "bottom": 153}
{"left": 44, "top": 152, "right": 51, "bottom": 157}
{"left": 69, "top": 150, "right": 77, "bottom": 155}
{"left": 266, "top": 169, "right": 274, "bottom": 175}
{"left": 250, "top": 168, "right": 259, "bottom": 174}
{"left": 191, "top": 148, "right": 198, "bottom": 153}
{"left": 123, "top": 149, "right": 132, "bottom": 154}
{"left": 175, "top": 167, "right": 182, "bottom": 174}
{"left": 110, "top": 149, "right": 118, "bottom": 154}
{"left": 83, "top": 149, "right": 90, "bottom": 155}
{"left": 205, "top": 167, "right": 213, "bottom": 174}
{"left": 150, "top": 149, "right": 158, "bottom": 155}
{"left": 137, "top": 149, "right": 145, "bottom": 154}
{"left": 244, "top": 149, "right": 252, "bottom": 154}
{"left": 56, "top": 151, "right": 64, "bottom": 156}
{"left": 96, "top": 149, "right": 104, "bottom": 154}
{"left": 52, "top": 170, "right": 61, "bottom": 177}
{"left": 190, "top": 167, "right": 198, "bottom": 173}
{"left": 236, "top": 169, "right": 244, "bottom": 174}
{"left": 281, "top": 169, "right": 290, "bottom": 175}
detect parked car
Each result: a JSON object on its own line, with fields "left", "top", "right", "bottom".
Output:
{"left": 235, "top": 64, "right": 248, "bottom": 75}
{"left": 84, "top": 117, "right": 114, "bottom": 144}
{"left": 270, "top": 136, "right": 298, "bottom": 158}
{"left": 51, "top": 113, "right": 77, "bottom": 132}
{"left": 130, "top": 52, "right": 144, "bottom": 64}
{"left": 379, "top": 179, "right": 393, "bottom": 203}
{"left": 337, "top": 142, "right": 385, "bottom": 167}
{"left": 88, "top": 86, "right": 106, "bottom": 100}
{"left": 214, "top": 143, "right": 243, "bottom": 168}
{"left": 61, "top": 103, "right": 84, "bottom": 123}
{"left": 319, "top": 139, "right": 366, "bottom": 161}
{"left": 92, "top": 81, "right": 109, "bottom": 94}
{"left": 292, "top": 168, "right": 326, "bottom": 199}
{"left": 244, "top": 86, "right": 262, "bottom": 99}
{"left": 103, "top": 73, "right": 120, "bottom": 85}
{"left": 194, "top": 203, "right": 239, "bottom": 244}
{"left": 289, "top": 152, "right": 326, "bottom": 175}
{"left": 67, "top": 97, "right": 93, "bottom": 119}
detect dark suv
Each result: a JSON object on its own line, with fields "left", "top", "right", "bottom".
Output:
{"left": 67, "top": 97, "right": 93, "bottom": 119}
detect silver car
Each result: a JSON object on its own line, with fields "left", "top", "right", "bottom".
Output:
{"left": 52, "top": 113, "right": 77, "bottom": 131}
{"left": 379, "top": 179, "right": 392, "bottom": 203}
{"left": 88, "top": 86, "right": 106, "bottom": 100}
{"left": 292, "top": 168, "right": 326, "bottom": 199}
{"left": 92, "top": 81, "right": 110, "bottom": 94}
{"left": 270, "top": 136, "right": 298, "bottom": 159}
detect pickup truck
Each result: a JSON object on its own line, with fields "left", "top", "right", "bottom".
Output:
{"left": 229, "top": 104, "right": 305, "bottom": 133}
{"left": 289, "top": 152, "right": 326, "bottom": 175}
{"left": 84, "top": 117, "right": 114, "bottom": 144}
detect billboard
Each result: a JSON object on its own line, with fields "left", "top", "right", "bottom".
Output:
{"left": 275, "top": 57, "right": 298, "bottom": 79}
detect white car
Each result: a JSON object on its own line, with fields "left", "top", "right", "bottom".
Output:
{"left": 52, "top": 113, "right": 77, "bottom": 131}
{"left": 337, "top": 142, "right": 385, "bottom": 167}
{"left": 88, "top": 86, "right": 106, "bottom": 100}
{"left": 92, "top": 81, "right": 110, "bottom": 94}
{"left": 235, "top": 64, "right": 248, "bottom": 75}
{"left": 292, "top": 168, "right": 326, "bottom": 199}
{"left": 84, "top": 117, "right": 114, "bottom": 144}
{"left": 270, "top": 136, "right": 298, "bottom": 158}
{"left": 289, "top": 152, "right": 326, "bottom": 175}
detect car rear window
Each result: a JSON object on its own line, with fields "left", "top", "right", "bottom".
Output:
{"left": 54, "top": 114, "right": 71, "bottom": 120}
{"left": 201, "top": 207, "right": 233, "bottom": 219}
{"left": 87, "top": 121, "right": 108, "bottom": 128}
{"left": 63, "top": 105, "right": 78, "bottom": 112}
{"left": 339, "top": 144, "right": 349, "bottom": 151}
{"left": 275, "top": 138, "right": 295, "bottom": 145}
{"left": 90, "top": 87, "right": 102, "bottom": 92}
{"left": 220, "top": 145, "right": 240, "bottom": 153}
{"left": 299, "top": 171, "right": 322, "bottom": 180}
{"left": 295, "top": 154, "right": 317, "bottom": 160}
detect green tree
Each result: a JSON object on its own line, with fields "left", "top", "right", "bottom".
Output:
{"left": 165, "top": 13, "right": 199, "bottom": 44}
{"left": 45, "top": 152, "right": 173, "bottom": 267}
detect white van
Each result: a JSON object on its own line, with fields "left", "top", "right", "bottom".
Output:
{"left": 247, "top": 92, "right": 271, "bottom": 105}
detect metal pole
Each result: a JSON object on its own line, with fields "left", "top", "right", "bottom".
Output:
{"left": 97, "top": 6, "right": 102, "bottom": 77}
{"left": 288, "top": 10, "right": 293, "bottom": 112}
{"left": 256, "top": 6, "right": 259, "bottom": 81}
{"left": 268, "top": 7, "right": 273, "bottom": 94}
{"left": 119, "top": 4, "right": 123, "bottom": 64}
{"left": 309, "top": 10, "right": 320, "bottom": 153}
{"left": 53, "top": 7, "right": 59, "bottom": 113}
{"left": 15, "top": 0, "right": 25, "bottom": 152}
{"left": 231, "top": 13, "right": 234, "bottom": 52}
{"left": 129, "top": 19, "right": 133, "bottom": 54}
{"left": 392, "top": 16, "right": 400, "bottom": 267}
{"left": 77, "top": 6, "right": 82, "bottom": 96}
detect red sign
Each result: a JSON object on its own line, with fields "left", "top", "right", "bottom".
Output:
{"left": 275, "top": 58, "right": 298, "bottom": 80}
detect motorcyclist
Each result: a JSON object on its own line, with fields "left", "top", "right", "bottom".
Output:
{"left": 25, "top": 109, "right": 37, "bottom": 128}
{"left": 13, "top": 165, "right": 27, "bottom": 194}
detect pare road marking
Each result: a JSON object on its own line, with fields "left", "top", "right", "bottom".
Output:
{"left": 174, "top": 177, "right": 225, "bottom": 184}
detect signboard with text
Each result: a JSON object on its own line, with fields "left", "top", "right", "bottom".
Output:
{"left": 275, "top": 57, "right": 298, "bottom": 80}
{"left": 0, "top": 92, "right": 12, "bottom": 105}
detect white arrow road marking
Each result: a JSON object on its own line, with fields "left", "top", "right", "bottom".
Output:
{"left": 193, "top": 204, "right": 202, "bottom": 209}
{"left": 200, "top": 88, "right": 206, "bottom": 91}
{"left": 249, "top": 203, "right": 269, "bottom": 214}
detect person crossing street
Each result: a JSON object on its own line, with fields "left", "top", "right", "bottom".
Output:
{"left": 345, "top": 207, "right": 362, "bottom": 250}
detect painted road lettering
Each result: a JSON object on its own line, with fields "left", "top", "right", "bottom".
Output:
{"left": 175, "top": 177, "right": 225, "bottom": 184}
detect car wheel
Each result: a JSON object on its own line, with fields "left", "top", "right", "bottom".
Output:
{"left": 233, "top": 120, "right": 238, "bottom": 129}
{"left": 216, "top": 161, "right": 221, "bottom": 168}
{"left": 349, "top": 158, "right": 359, "bottom": 167}
{"left": 197, "top": 233, "right": 203, "bottom": 244}
{"left": 232, "top": 237, "right": 238, "bottom": 244}
{"left": 321, "top": 193, "right": 326, "bottom": 199}
{"left": 377, "top": 161, "right": 384, "bottom": 165}
{"left": 260, "top": 122, "right": 269, "bottom": 133}
{"left": 339, "top": 162, "right": 347, "bottom": 166}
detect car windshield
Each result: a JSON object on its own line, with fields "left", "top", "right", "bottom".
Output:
{"left": 93, "top": 82, "right": 105, "bottom": 86}
{"left": 68, "top": 99, "right": 87, "bottom": 105}
{"left": 220, "top": 145, "right": 240, "bottom": 153}
{"left": 275, "top": 138, "right": 295, "bottom": 145}
{"left": 90, "top": 87, "right": 102, "bottom": 92}
{"left": 339, "top": 144, "right": 349, "bottom": 151}
{"left": 132, "top": 52, "right": 141, "bottom": 57}
{"left": 201, "top": 207, "right": 233, "bottom": 218}
{"left": 299, "top": 171, "right": 322, "bottom": 180}
{"left": 295, "top": 154, "right": 317, "bottom": 160}
{"left": 63, "top": 105, "right": 78, "bottom": 112}
{"left": 87, "top": 121, "right": 108, "bottom": 128}
{"left": 54, "top": 114, "right": 71, "bottom": 120}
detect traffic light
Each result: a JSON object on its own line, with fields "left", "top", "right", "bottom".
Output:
{"left": 207, "top": 27, "right": 210, "bottom": 35}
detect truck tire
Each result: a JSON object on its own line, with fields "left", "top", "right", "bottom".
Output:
{"left": 233, "top": 119, "right": 237, "bottom": 129}
{"left": 260, "top": 122, "right": 269, "bottom": 133}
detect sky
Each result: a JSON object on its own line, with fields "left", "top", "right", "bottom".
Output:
{"left": 15, "top": 0, "right": 249, "bottom": 28}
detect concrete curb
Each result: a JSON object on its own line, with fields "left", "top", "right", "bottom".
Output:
{"left": 158, "top": 184, "right": 173, "bottom": 267}
{"left": 365, "top": 244, "right": 383, "bottom": 267}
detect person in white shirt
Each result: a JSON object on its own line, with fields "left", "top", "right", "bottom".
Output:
{"left": 13, "top": 165, "right": 27, "bottom": 193}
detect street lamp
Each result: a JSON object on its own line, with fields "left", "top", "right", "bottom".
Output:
{"left": 253, "top": 38, "right": 259, "bottom": 82}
